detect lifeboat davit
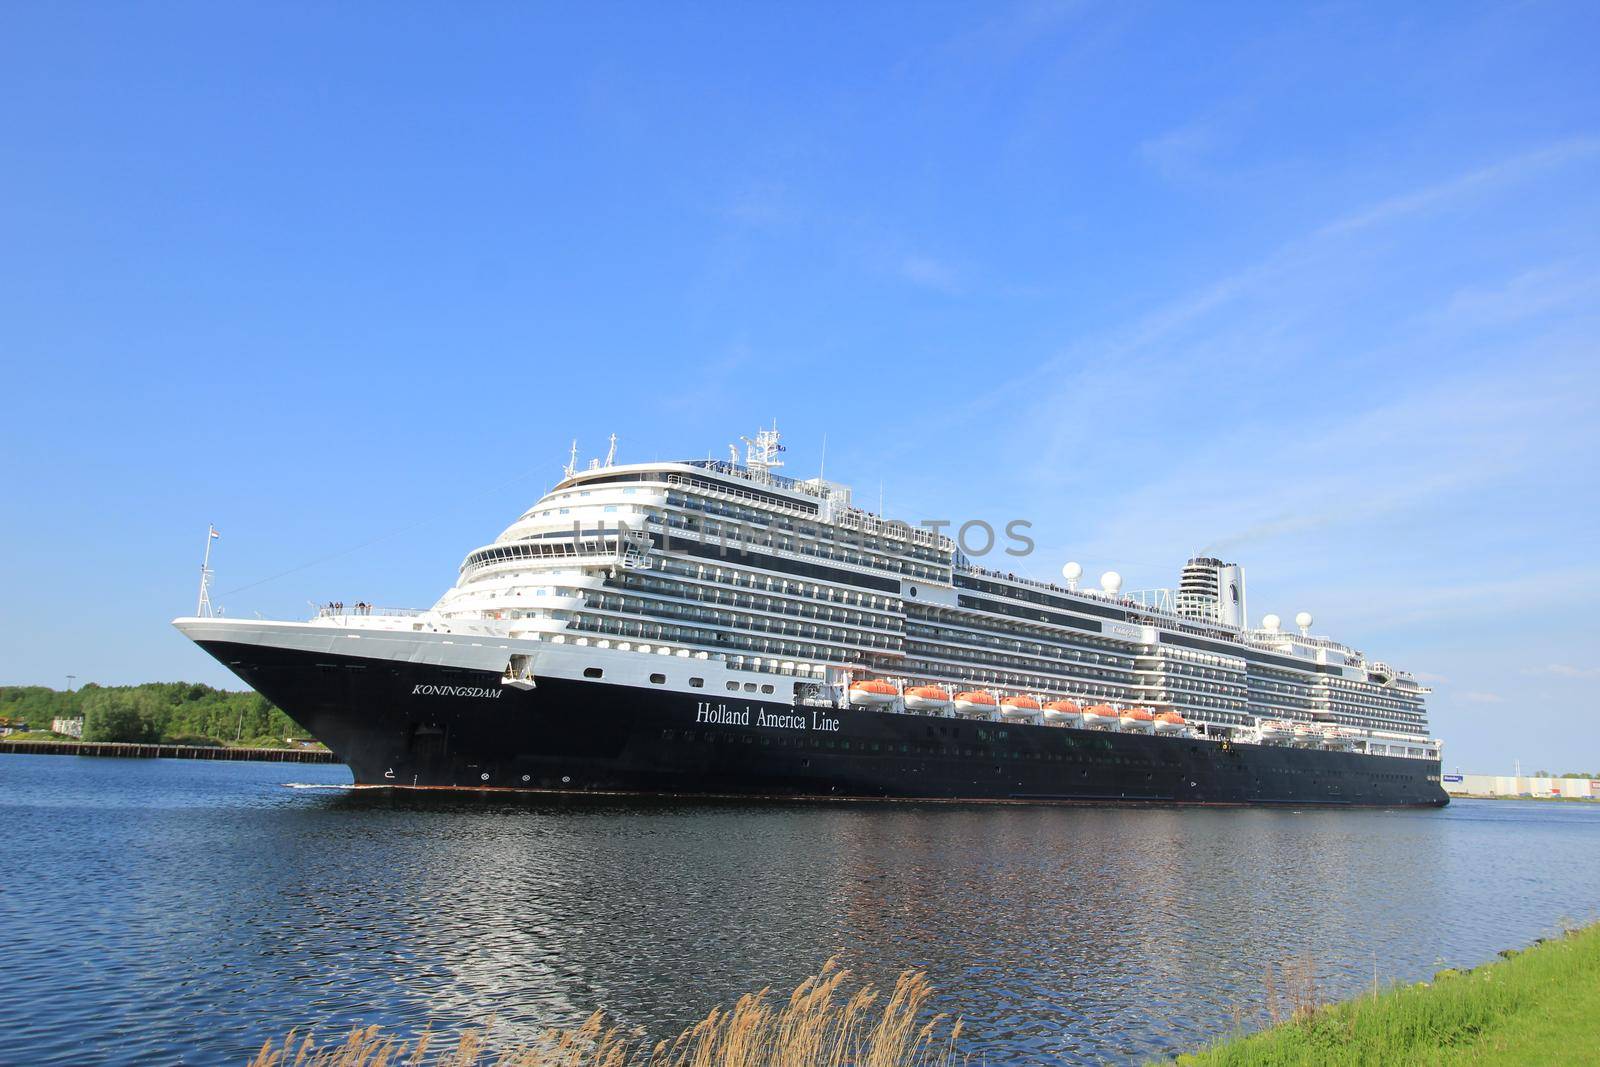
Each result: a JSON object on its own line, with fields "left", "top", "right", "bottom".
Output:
{"left": 847, "top": 679, "right": 898, "bottom": 707}
{"left": 1119, "top": 707, "right": 1156, "bottom": 733}
{"left": 954, "top": 690, "right": 998, "bottom": 717}
{"left": 1043, "top": 700, "right": 1083, "bottom": 725}
{"left": 1320, "top": 725, "right": 1350, "bottom": 750}
{"left": 1152, "top": 710, "right": 1187, "bottom": 736}
{"left": 1000, "top": 695, "right": 1041, "bottom": 720}
{"left": 903, "top": 685, "right": 953, "bottom": 712}
{"left": 1080, "top": 703, "right": 1117, "bottom": 729}
{"left": 1292, "top": 723, "right": 1318, "bottom": 746}
{"left": 1257, "top": 719, "right": 1291, "bottom": 743}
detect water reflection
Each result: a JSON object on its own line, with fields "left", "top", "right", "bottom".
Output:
{"left": 2, "top": 757, "right": 1596, "bottom": 1065}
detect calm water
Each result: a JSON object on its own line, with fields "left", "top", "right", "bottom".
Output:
{"left": 3, "top": 755, "right": 1599, "bottom": 1065}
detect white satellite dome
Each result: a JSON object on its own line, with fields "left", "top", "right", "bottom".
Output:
{"left": 1261, "top": 613, "right": 1281, "bottom": 632}
{"left": 1100, "top": 570, "right": 1123, "bottom": 594}
{"left": 1295, "top": 611, "right": 1314, "bottom": 630}
{"left": 1061, "top": 561, "right": 1083, "bottom": 582}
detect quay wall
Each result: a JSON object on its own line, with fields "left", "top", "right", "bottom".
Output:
{"left": 1445, "top": 773, "right": 1599, "bottom": 799}
{"left": 0, "top": 740, "right": 338, "bottom": 763}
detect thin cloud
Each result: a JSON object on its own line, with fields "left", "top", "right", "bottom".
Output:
{"left": 1315, "top": 137, "right": 1600, "bottom": 239}
{"left": 1312, "top": 565, "right": 1600, "bottom": 631}
{"left": 725, "top": 181, "right": 795, "bottom": 227}
{"left": 967, "top": 135, "right": 1600, "bottom": 426}
{"left": 1431, "top": 264, "right": 1600, "bottom": 329}
{"left": 1065, "top": 352, "right": 1598, "bottom": 586}
{"left": 1138, "top": 99, "right": 1253, "bottom": 185}
{"left": 899, "top": 255, "right": 962, "bottom": 294}
{"left": 941, "top": 0, "right": 1093, "bottom": 62}
{"left": 1139, "top": 118, "right": 1221, "bottom": 181}
{"left": 1524, "top": 664, "right": 1600, "bottom": 679}
{"left": 921, "top": 135, "right": 1600, "bottom": 599}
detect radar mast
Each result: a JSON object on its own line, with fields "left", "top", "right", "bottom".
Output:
{"left": 739, "top": 421, "right": 786, "bottom": 484}
{"left": 196, "top": 525, "right": 219, "bottom": 617}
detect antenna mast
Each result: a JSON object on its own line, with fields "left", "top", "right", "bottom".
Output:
{"left": 563, "top": 439, "right": 579, "bottom": 480}
{"left": 604, "top": 433, "right": 618, "bottom": 467}
{"left": 739, "top": 420, "right": 786, "bottom": 484}
{"left": 196, "top": 525, "right": 219, "bottom": 617}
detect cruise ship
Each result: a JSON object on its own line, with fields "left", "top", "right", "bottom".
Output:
{"left": 175, "top": 426, "right": 1448, "bottom": 806}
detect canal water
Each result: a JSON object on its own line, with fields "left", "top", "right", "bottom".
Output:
{"left": 3, "top": 754, "right": 1598, "bottom": 1064}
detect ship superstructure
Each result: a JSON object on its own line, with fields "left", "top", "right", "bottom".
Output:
{"left": 175, "top": 425, "right": 1445, "bottom": 804}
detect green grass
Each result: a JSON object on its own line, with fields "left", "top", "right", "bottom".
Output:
{"left": 1176, "top": 923, "right": 1600, "bottom": 1065}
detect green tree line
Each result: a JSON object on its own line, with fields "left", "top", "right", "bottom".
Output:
{"left": 1, "top": 683, "right": 300, "bottom": 746}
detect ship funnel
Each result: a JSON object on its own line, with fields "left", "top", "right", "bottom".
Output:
{"left": 1177, "top": 556, "right": 1246, "bottom": 628}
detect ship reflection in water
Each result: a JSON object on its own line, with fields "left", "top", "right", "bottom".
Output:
{"left": 4, "top": 757, "right": 1597, "bottom": 1065}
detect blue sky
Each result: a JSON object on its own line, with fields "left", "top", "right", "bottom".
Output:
{"left": 2, "top": 2, "right": 1596, "bottom": 772}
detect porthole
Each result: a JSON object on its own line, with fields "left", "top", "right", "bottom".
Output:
{"left": 650, "top": 673, "right": 666, "bottom": 685}
{"left": 584, "top": 667, "right": 604, "bottom": 679}
{"left": 689, "top": 677, "right": 705, "bottom": 688}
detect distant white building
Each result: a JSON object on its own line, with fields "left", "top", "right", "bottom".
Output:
{"left": 1444, "top": 774, "right": 1598, "bottom": 799}
{"left": 52, "top": 717, "right": 84, "bottom": 739}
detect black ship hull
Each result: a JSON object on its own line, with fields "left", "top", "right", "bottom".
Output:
{"left": 198, "top": 640, "right": 1449, "bottom": 807}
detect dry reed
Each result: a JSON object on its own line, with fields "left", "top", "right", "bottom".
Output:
{"left": 246, "top": 958, "right": 963, "bottom": 1067}
{"left": 1261, "top": 954, "right": 1322, "bottom": 1025}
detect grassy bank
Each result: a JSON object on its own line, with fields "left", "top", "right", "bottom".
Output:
{"left": 1177, "top": 922, "right": 1600, "bottom": 1065}
{"left": 249, "top": 958, "right": 961, "bottom": 1066}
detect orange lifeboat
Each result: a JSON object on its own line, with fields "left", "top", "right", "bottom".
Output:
{"left": 904, "top": 685, "right": 953, "bottom": 712}
{"left": 1043, "top": 700, "right": 1083, "bottom": 725}
{"left": 1000, "top": 694, "right": 1041, "bottom": 720}
{"left": 953, "top": 690, "right": 997, "bottom": 717}
{"left": 1119, "top": 707, "right": 1156, "bottom": 733}
{"left": 1080, "top": 703, "right": 1117, "bottom": 728}
{"left": 1257, "top": 719, "right": 1291, "bottom": 743}
{"left": 1152, "top": 710, "right": 1187, "bottom": 736}
{"left": 847, "top": 679, "right": 898, "bottom": 707}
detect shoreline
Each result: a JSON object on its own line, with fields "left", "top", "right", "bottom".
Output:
{"left": 244, "top": 923, "right": 1600, "bottom": 1066}
{"left": 1449, "top": 792, "right": 1599, "bottom": 802}
{"left": 0, "top": 739, "right": 337, "bottom": 763}
{"left": 1175, "top": 921, "right": 1600, "bottom": 1064}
